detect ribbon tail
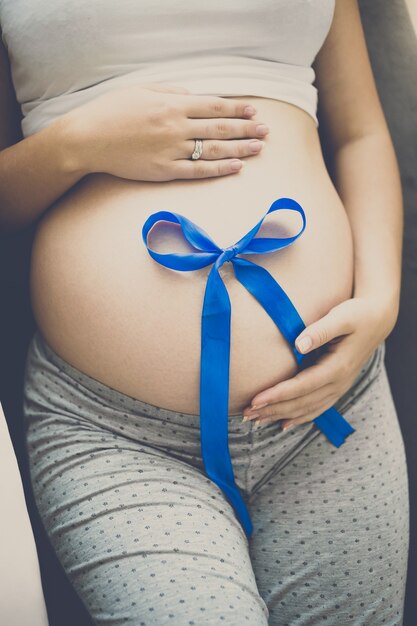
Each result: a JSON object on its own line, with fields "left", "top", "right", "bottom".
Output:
{"left": 200, "top": 265, "right": 253, "bottom": 538}
{"left": 232, "top": 259, "right": 355, "bottom": 448}
{"left": 233, "top": 258, "right": 306, "bottom": 364}
{"left": 314, "top": 407, "right": 355, "bottom": 447}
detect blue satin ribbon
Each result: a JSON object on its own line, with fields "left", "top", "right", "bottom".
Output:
{"left": 142, "top": 197, "right": 355, "bottom": 539}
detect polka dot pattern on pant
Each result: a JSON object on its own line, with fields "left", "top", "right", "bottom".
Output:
{"left": 23, "top": 330, "right": 409, "bottom": 625}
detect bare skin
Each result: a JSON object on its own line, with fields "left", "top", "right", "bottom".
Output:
{"left": 246, "top": 0, "right": 402, "bottom": 429}
{"left": 29, "top": 95, "right": 354, "bottom": 414}
{"left": 1, "top": 0, "right": 402, "bottom": 421}
{"left": 0, "top": 2, "right": 403, "bottom": 622}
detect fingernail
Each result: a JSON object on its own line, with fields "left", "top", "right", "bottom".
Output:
{"left": 297, "top": 336, "right": 312, "bottom": 353}
{"left": 249, "top": 140, "right": 265, "bottom": 153}
{"left": 282, "top": 422, "right": 296, "bottom": 431}
{"left": 243, "top": 105, "right": 257, "bottom": 116}
{"left": 251, "top": 402, "right": 268, "bottom": 410}
{"left": 230, "top": 160, "right": 243, "bottom": 171}
{"left": 256, "top": 124, "right": 269, "bottom": 136}
{"left": 242, "top": 413, "right": 259, "bottom": 422}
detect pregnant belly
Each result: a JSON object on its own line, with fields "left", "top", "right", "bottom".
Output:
{"left": 30, "top": 96, "right": 354, "bottom": 415}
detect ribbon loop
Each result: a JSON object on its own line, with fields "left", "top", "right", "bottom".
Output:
{"left": 142, "top": 197, "right": 355, "bottom": 538}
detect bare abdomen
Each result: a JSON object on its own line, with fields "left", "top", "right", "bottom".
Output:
{"left": 30, "top": 97, "right": 354, "bottom": 415}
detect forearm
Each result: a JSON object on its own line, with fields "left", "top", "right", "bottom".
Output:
{"left": 0, "top": 114, "right": 87, "bottom": 233}
{"left": 332, "top": 130, "right": 403, "bottom": 335}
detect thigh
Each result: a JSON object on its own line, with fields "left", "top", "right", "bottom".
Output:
{"left": 249, "top": 360, "right": 410, "bottom": 626}
{"left": 25, "top": 411, "right": 269, "bottom": 626}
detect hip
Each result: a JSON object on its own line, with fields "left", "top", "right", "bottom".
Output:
{"left": 22, "top": 328, "right": 392, "bottom": 496}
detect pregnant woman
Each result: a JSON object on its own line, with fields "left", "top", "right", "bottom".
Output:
{"left": 0, "top": 0, "right": 409, "bottom": 624}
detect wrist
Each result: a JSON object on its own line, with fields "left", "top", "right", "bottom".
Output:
{"left": 354, "top": 287, "right": 400, "bottom": 339}
{"left": 49, "top": 110, "right": 94, "bottom": 179}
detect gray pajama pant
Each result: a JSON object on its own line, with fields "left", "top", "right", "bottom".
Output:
{"left": 22, "top": 329, "right": 409, "bottom": 625}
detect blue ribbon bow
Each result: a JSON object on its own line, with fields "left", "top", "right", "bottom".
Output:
{"left": 142, "top": 197, "right": 355, "bottom": 538}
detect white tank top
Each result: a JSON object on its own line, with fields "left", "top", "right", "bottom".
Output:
{"left": 0, "top": 0, "right": 335, "bottom": 137}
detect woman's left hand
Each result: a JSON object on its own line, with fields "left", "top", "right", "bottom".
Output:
{"left": 242, "top": 296, "right": 396, "bottom": 430}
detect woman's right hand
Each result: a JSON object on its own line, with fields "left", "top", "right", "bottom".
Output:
{"left": 63, "top": 82, "right": 269, "bottom": 182}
